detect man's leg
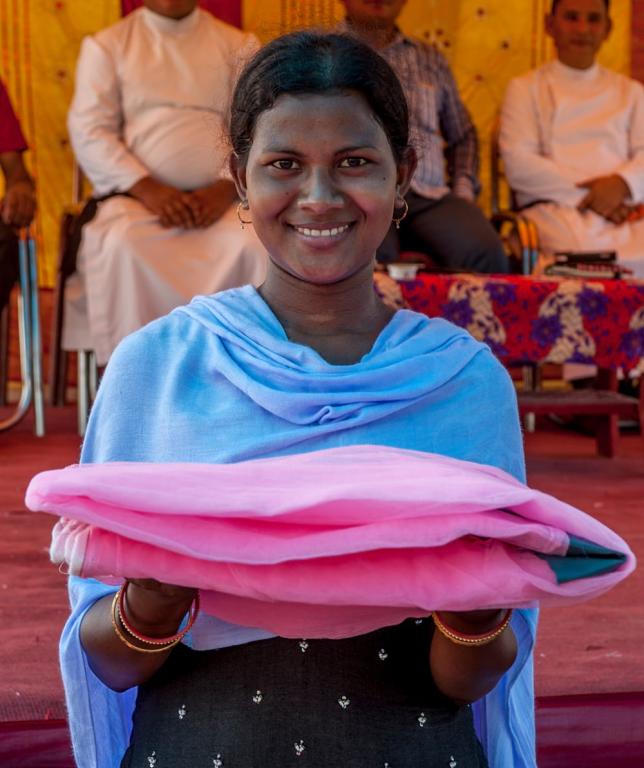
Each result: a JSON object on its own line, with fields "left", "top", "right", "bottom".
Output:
{"left": 0, "top": 222, "right": 19, "bottom": 312}
{"left": 402, "top": 192, "right": 509, "bottom": 274}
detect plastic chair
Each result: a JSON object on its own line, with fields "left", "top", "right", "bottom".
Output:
{"left": 0, "top": 228, "right": 45, "bottom": 436}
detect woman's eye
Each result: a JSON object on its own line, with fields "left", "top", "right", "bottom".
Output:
{"left": 339, "top": 157, "right": 368, "bottom": 168}
{"left": 270, "top": 159, "right": 299, "bottom": 170}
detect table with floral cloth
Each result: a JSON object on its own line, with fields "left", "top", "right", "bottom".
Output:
{"left": 374, "top": 271, "right": 644, "bottom": 375}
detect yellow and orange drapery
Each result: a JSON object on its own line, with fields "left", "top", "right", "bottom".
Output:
{"left": 0, "top": 0, "right": 633, "bottom": 286}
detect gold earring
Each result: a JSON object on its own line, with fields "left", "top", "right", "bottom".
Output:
{"left": 392, "top": 197, "right": 409, "bottom": 230}
{"left": 237, "top": 200, "right": 253, "bottom": 229}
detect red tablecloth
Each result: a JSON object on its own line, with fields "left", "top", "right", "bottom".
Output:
{"left": 375, "top": 272, "right": 644, "bottom": 373}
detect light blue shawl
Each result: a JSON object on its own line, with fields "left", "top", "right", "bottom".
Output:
{"left": 62, "top": 285, "right": 537, "bottom": 767}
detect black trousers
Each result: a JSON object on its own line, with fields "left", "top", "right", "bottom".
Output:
{"left": 121, "top": 619, "right": 488, "bottom": 767}
{"left": 0, "top": 221, "right": 19, "bottom": 313}
{"left": 378, "top": 191, "right": 509, "bottom": 274}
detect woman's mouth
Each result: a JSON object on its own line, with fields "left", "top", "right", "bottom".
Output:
{"left": 292, "top": 223, "right": 352, "bottom": 238}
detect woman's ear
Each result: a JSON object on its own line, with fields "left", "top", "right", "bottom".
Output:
{"left": 229, "top": 153, "right": 248, "bottom": 201}
{"left": 396, "top": 147, "right": 418, "bottom": 197}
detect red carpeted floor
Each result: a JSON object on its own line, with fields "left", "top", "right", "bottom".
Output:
{"left": 1, "top": 405, "right": 643, "bottom": 767}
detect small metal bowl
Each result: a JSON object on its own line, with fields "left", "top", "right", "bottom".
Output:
{"left": 386, "top": 262, "right": 423, "bottom": 280}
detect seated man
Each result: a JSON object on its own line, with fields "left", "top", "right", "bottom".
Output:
{"left": 0, "top": 79, "right": 36, "bottom": 313}
{"left": 66, "top": 0, "right": 267, "bottom": 366}
{"left": 500, "top": 0, "right": 644, "bottom": 278}
{"left": 339, "top": 0, "right": 508, "bottom": 273}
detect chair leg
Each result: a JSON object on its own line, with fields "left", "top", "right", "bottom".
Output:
{"left": 0, "top": 303, "right": 8, "bottom": 406}
{"left": 27, "top": 237, "right": 45, "bottom": 436}
{"left": 521, "top": 363, "right": 540, "bottom": 433}
{"left": 77, "top": 350, "right": 90, "bottom": 437}
{"left": 48, "top": 274, "right": 67, "bottom": 406}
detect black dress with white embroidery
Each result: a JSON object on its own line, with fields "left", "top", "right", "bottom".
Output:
{"left": 120, "top": 618, "right": 489, "bottom": 768}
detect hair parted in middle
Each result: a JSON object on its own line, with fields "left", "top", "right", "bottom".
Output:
{"left": 229, "top": 31, "right": 411, "bottom": 166}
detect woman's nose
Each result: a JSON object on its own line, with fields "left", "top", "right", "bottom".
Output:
{"left": 297, "top": 168, "right": 343, "bottom": 212}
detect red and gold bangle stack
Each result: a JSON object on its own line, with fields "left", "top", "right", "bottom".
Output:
{"left": 431, "top": 609, "right": 513, "bottom": 647}
{"left": 111, "top": 581, "right": 200, "bottom": 654}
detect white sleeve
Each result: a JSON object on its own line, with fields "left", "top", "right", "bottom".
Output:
{"left": 499, "top": 77, "right": 584, "bottom": 208}
{"left": 615, "top": 82, "right": 644, "bottom": 204}
{"left": 67, "top": 36, "right": 149, "bottom": 195}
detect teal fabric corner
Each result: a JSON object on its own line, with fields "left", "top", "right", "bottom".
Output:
{"left": 541, "top": 534, "right": 628, "bottom": 584}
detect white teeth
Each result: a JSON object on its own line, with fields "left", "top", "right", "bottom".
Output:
{"left": 295, "top": 224, "right": 349, "bottom": 238}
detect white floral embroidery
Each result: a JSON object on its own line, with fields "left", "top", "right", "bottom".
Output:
{"left": 378, "top": 648, "right": 388, "bottom": 661}
{"left": 414, "top": 619, "right": 424, "bottom": 625}
{"left": 252, "top": 690, "right": 263, "bottom": 704}
{"left": 147, "top": 752, "right": 156, "bottom": 767}
{"left": 178, "top": 703, "right": 186, "bottom": 720}
{"left": 338, "top": 695, "right": 350, "bottom": 709}
{"left": 417, "top": 712, "right": 427, "bottom": 728}
{"left": 213, "top": 753, "right": 223, "bottom": 767}
{"left": 298, "top": 640, "right": 309, "bottom": 653}
{"left": 294, "top": 739, "right": 305, "bottom": 756}
{"left": 449, "top": 757, "right": 457, "bottom": 767}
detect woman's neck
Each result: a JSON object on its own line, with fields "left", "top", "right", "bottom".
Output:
{"left": 258, "top": 265, "right": 394, "bottom": 364}
{"left": 345, "top": 19, "right": 398, "bottom": 50}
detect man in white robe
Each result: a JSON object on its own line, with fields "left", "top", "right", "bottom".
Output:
{"left": 499, "top": 0, "right": 644, "bottom": 278}
{"left": 65, "top": 0, "right": 267, "bottom": 365}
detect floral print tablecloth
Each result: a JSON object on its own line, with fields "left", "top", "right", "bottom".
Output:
{"left": 374, "top": 272, "right": 644, "bottom": 374}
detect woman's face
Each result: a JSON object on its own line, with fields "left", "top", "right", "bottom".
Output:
{"left": 232, "top": 91, "right": 415, "bottom": 285}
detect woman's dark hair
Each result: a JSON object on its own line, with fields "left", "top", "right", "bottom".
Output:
{"left": 551, "top": 0, "right": 609, "bottom": 11}
{"left": 230, "top": 31, "right": 410, "bottom": 165}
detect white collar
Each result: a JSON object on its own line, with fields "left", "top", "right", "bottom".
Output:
{"left": 141, "top": 6, "right": 200, "bottom": 36}
{"left": 551, "top": 58, "right": 600, "bottom": 82}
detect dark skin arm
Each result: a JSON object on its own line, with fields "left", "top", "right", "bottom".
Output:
{"left": 0, "top": 151, "right": 36, "bottom": 228}
{"left": 430, "top": 609, "right": 517, "bottom": 704}
{"left": 82, "top": 577, "right": 515, "bottom": 702}
{"left": 80, "top": 579, "right": 196, "bottom": 692}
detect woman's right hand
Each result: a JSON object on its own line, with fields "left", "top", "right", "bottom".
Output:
{"left": 121, "top": 578, "right": 198, "bottom": 639}
{"left": 80, "top": 579, "right": 198, "bottom": 692}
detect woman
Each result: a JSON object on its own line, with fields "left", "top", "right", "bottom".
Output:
{"left": 62, "top": 32, "right": 537, "bottom": 767}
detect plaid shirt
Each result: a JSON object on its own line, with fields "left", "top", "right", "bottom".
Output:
{"left": 338, "top": 24, "right": 480, "bottom": 201}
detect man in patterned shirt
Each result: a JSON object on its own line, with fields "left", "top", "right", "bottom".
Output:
{"left": 340, "top": 0, "right": 508, "bottom": 273}
{"left": 0, "top": 79, "right": 36, "bottom": 313}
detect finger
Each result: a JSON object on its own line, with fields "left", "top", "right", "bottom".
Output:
{"left": 170, "top": 198, "right": 196, "bottom": 229}
{"left": 13, "top": 197, "right": 33, "bottom": 228}
{"left": 162, "top": 201, "right": 191, "bottom": 229}
{"left": 609, "top": 206, "right": 629, "bottom": 225}
{"left": 184, "top": 194, "right": 206, "bottom": 226}
{"left": 577, "top": 192, "right": 592, "bottom": 212}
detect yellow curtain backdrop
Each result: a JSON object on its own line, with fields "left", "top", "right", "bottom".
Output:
{"left": 0, "top": 0, "right": 120, "bottom": 285}
{"left": 0, "top": 0, "right": 632, "bottom": 285}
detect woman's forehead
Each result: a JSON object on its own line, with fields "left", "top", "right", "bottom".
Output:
{"left": 251, "top": 91, "right": 388, "bottom": 150}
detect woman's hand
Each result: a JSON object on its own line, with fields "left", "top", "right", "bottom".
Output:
{"left": 434, "top": 608, "right": 507, "bottom": 635}
{"left": 429, "top": 608, "right": 518, "bottom": 705}
{"left": 80, "top": 579, "right": 198, "bottom": 692}
{"left": 123, "top": 578, "right": 198, "bottom": 638}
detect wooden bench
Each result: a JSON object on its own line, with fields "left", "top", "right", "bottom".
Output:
{"left": 518, "top": 386, "right": 641, "bottom": 457}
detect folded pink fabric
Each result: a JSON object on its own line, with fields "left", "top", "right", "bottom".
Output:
{"left": 26, "top": 445, "right": 635, "bottom": 638}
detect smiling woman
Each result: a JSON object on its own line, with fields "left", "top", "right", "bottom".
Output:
{"left": 59, "top": 31, "right": 537, "bottom": 768}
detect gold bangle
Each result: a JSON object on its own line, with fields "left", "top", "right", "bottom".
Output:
{"left": 431, "top": 609, "right": 513, "bottom": 647}
{"left": 110, "top": 592, "right": 181, "bottom": 654}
